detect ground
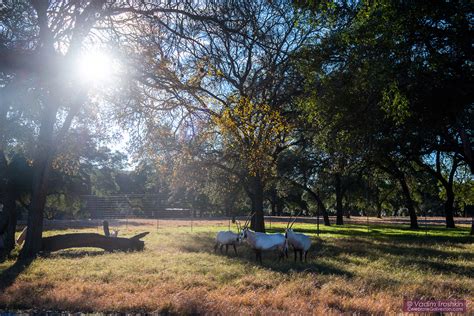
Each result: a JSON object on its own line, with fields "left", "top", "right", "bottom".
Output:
{"left": 0, "top": 218, "right": 473, "bottom": 314}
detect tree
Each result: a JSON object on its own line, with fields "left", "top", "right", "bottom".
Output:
{"left": 277, "top": 141, "right": 332, "bottom": 226}
{"left": 117, "top": 0, "right": 313, "bottom": 231}
{"left": 415, "top": 151, "right": 463, "bottom": 228}
{"left": 0, "top": 0, "right": 167, "bottom": 258}
{"left": 296, "top": 0, "right": 472, "bottom": 228}
{"left": 0, "top": 154, "right": 32, "bottom": 258}
{"left": 211, "top": 98, "right": 292, "bottom": 231}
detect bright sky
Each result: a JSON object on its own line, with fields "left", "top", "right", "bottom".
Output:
{"left": 75, "top": 49, "right": 122, "bottom": 86}
{"left": 73, "top": 48, "right": 137, "bottom": 169}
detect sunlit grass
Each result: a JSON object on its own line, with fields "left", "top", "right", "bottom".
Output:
{"left": 0, "top": 221, "right": 472, "bottom": 314}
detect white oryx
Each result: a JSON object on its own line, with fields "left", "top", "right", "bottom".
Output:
{"left": 285, "top": 212, "right": 311, "bottom": 262}
{"left": 214, "top": 221, "right": 242, "bottom": 255}
{"left": 240, "top": 213, "right": 287, "bottom": 263}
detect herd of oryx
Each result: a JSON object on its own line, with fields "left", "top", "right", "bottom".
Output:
{"left": 214, "top": 212, "right": 311, "bottom": 263}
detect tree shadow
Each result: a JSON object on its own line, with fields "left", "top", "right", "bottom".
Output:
{"left": 0, "top": 249, "right": 110, "bottom": 293}
{"left": 263, "top": 258, "right": 354, "bottom": 277}
{"left": 180, "top": 232, "right": 352, "bottom": 277}
{"left": 0, "top": 257, "right": 33, "bottom": 293}
{"left": 39, "top": 249, "right": 107, "bottom": 259}
{"left": 185, "top": 229, "right": 473, "bottom": 279}
{"left": 290, "top": 226, "right": 473, "bottom": 244}
{"left": 177, "top": 234, "right": 217, "bottom": 253}
{"left": 316, "top": 237, "right": 474, "bottom": 277}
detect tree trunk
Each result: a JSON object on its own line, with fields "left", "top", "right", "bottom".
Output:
{"left": 335, "top": 173, "right": 344, "bottom": 225}
{"left": 416, "top": 152, "right": 458, "bottom": 228}
{"left": 249, "top": 175, "right": 265, "bottom": 232}
{"left": 470, "top": 216, "right": 473, "bottom": 235}
{"left": 319, "top": 199, "right": 331, "bottom": 226}
{"left": 303, "top": 201, "right": 309, "bottom": 216}
{"left": 0, "top": 188, "right": 17, "bottom": 258}
{"left": 344, "top": 197, "right": 351, "bottom": 218}
{"left": 0, "top": 151, "right": 8, "bottom": 238}
{"left": 42, "top": 232, "right": 149, "bottom": 252}
{"left": 270, "top": 191, "right": 277, "bottom": 216}
{"left": 399, "top": 175, "right": 419, "bottom": 229}
{"left": 276, "top": 198, "right": 284, "bottom": 216}
{"left": 458, "top": 126, "right": 473, "bottom": 174}
{"left": 444, "top": 187, "right": 456, "bottom": 228}
{"left": 286, "top": 179, "right": 331, "bottom": 226}
{"left": 376, "top": 202, "right": 382, "bottom": 218}
{"left": 444, "top": 155, "right": 458, "bottom": 229}
{"left": 20, "top": 103, "right": 58, "bottom": 259}
{"left": 309, "top": 190, "right": 330, "bottom": 226}
{"left": 374, "top": 187, "right": 382, "bottom": 218}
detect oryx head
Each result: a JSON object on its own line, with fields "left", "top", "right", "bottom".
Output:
{"left": 235, "top": 220, "right": 243, "bottom": 243}
{"left": 285, "top": 210, "right": 302, "bottom": 238}
{"left": 239, "top": 212, "right": 255, "bottom": 240}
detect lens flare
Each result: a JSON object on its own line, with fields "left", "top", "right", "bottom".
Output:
{"left": 76, "top": 50, "right": 119, "bottom": 85}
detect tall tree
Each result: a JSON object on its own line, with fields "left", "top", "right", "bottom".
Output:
{"left": 415, "top": 151, "right": 463, "bottom": 228}
{"left": 0, "top": 1, "right": 167, "bottom": 257}
{"left": 117, "top": 0, "right": 314, "bottom": 231}
{"left": 277, "top": 140, "right": 332, "bottom": 226}
{"left": 296, "top": 0, "right": 472, "bottom": 228}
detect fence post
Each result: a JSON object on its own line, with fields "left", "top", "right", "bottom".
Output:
{"left": 367, "top": 213, "right": 369, "bottom": 233}
{"left": 317, "top": 204, "right": 320, "bottom": 237}
{"left": 425, "top": 210, "right": 428, "bottom": 236}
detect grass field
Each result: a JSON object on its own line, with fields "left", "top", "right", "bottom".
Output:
{"left": 0, "top": 219, "right": 473, "bottom": 314}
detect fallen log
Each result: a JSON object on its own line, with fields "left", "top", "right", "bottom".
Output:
{"left": 103, "top": 220, "right": 110, "bottom": 237}
{"left": 41, "top": 232, "right": 149, "bottom": 252}
{"left": 103, "top": 220, "right": 119, "bottom": 237}
{"left": 16, "top": 226, "right": 27, "bottom": 246}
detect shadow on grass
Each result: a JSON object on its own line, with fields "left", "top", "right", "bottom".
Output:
{"left": 263, "top": 258, "right": 353, "bottom": 277}
{"left": 0, "top": 257, "right": 33, "bottom": 293}
{"left": 0, "top": 248, "right": 115, "bottom": 293}
{"left": 287, "top": 225, "right": 472, "bottom": 244}
{"left": 177, "top": 232, "right": 353, "bottom": 277}
{"left": 318, "top": 237, "right": 474, "bottom": 277}
{"left": 178, "top": 230, "right": 473, "bottom": 279}
{"left": 40, "top": 249, "right": 107, "bottom": 259}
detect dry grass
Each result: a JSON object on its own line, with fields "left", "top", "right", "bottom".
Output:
{"left": 1, "top": 221, "right": 473, "bottom": 314}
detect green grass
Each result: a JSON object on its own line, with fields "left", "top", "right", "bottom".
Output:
{"left": 1, "top": 222, "right": 473, "bottom": 314}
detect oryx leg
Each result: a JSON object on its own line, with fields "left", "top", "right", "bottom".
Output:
{"left": 255, "top": 250, "right": 262, "bottom": 264}
{"left": 220, "top": 244, "right": 224, "bottom": 253}
{"left": 233, "top": 244, "right": 237, "bottom": 255}
{"left": 304, "top": 251, "right": 308, "bottom": 262}
{"left": 214, "top": 243, "right": 219, "bottom": 252}
{"left": 294, "top": 249, "right": 297, "bottom": 262}
{"left": 278, "top": 250, "right": 285, "bottom": 262}
{"left": 299, "top": 250, "right": 303, "bottom": 262}
{"left": 225, "top": 244, "right": 229, "bottom": 254}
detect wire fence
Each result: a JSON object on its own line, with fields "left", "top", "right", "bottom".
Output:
{"left": 81, "top": 194, "right": 195, "bottom": 219}
{"left": 73, "top": 195, "right": 472, "bottom": 236}
{"left": 23, "top": 215, "right": 472, "bottom": 237}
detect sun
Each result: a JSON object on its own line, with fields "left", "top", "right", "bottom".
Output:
{"left": 76, "top": 49, "right": 119, "bottom": 85}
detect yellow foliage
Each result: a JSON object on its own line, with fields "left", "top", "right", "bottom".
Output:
{"left": 213, "top": 96, "right": 291, "bottom": 177}
{"left": 52, "top": 152, "right": 80, "bottom": 176}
